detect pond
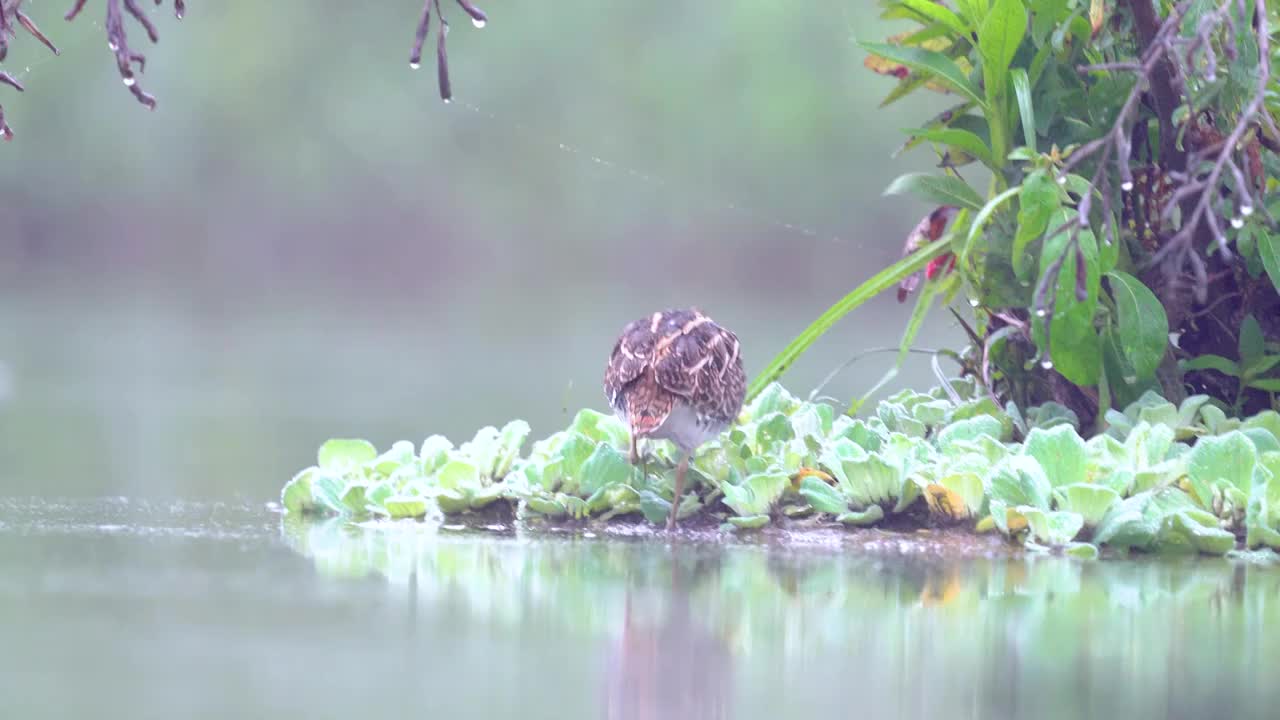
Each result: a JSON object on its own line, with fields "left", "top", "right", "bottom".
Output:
{"left": 3, "top": 497, "right": 1277, "bottom": 719}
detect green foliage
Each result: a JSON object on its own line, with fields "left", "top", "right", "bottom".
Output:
{"left": 283, "top": 379, "right": 1280, "bottom": 557}
{"left": 751, "top": 0, "right": 1280, "bottom": 417}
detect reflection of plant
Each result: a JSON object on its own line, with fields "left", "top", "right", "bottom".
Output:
{"left": 280, "top": 376, "right": 1280, "bottom": 557}
{"left": 281, "top": 514, "right": 1280, "bottom": 710}
{"left": 752, "top": 0, "right": 1280, "bottom": 425}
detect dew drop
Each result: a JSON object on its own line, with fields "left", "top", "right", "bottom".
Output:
{"left": 1040, "top": 359, "right": 1054, "bottom": 370}
{"left": 1056, "top": 175, "right": 1067, "bottom": 186}
{"left": 1231, "top": 216, "right": 1244, "bottom": 229}
{"left": 1241, "top": 205, "right": 1254, "bottom": 217}
{"left": 968, "top": 297, "right": 980, "bottom": 307}
{"left": 108, "top": 40, "right": 119, "bottom": 51}
{"left": 1035, "top": 308, "right": 1048, "bottom": 318}
{"left": 442, "top": 97, "right": 452, "bottom": 104}
{"left": 472, "top": 17, "right": 486, "bottom": 28}
{"left": 409, "top": 61, "right": 421, "bottom": 70}
{"left": 123, "top": 76, "right": 136, "bottom": 87}
{"left": 1121, "top": 181, "right": 1134, "bottom": 191}
{"left": 1122, "top": 375, "right": 1138, "bottom": 384}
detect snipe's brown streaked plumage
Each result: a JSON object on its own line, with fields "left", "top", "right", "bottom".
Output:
{"left": 603, "top": 308, "right": 747, "bottom": 530}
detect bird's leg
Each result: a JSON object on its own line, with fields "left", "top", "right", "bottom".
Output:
{"left": 630, "top": 433, "right": 648, "bottom": 488}
{"left": 667, "top": 451, "right": 689, "bottom": 531}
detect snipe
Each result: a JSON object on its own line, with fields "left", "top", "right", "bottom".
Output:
{"left": 603, "top": 308, "right": 746, "bottom": 530}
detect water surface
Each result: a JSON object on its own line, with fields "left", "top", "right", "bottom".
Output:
{"left": 3, "top": 498, "right": 1277, "bottom": 719}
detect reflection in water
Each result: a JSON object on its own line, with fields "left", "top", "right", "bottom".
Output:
{"left": 604, "top": 556, "right": 732, "bottom": 720}
{"left": 282, "top": 516, "right": 1280, "bottom": 720}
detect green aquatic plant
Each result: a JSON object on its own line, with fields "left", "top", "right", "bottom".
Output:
{"left": 281, "top": 378, "right": 1280, "bottom": 557}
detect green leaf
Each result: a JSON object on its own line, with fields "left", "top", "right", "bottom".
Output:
{"left": 1012, "top": 67, "right": 1036, "bottom": 150}
{"left": 728, "top": 514, "right": 770, "bottom": 529}
{"left": 1187, "top": 431, "right": 1258, "bottom": 509}
{"left": 1035, "top": 212, "right": 1102, "bottom": 385}
{"left": 799, "top": 476, "right": 850, "bottom": 515}
{"left": 1105, "top": 271, "right": 1169, "bottom": 381}
{"left": 383, "top": 496, "right": 428, "bottom": 519}
{"left": 837, "top": 505, "right": 886, "bottom": 526}
{"left": 936, "top": 414, "right": 1007, "bottom": 454}
{"left": 638, "top": 490, "right": 671, "bottom": 524}
{"left": 436, "top": 459, "right": 481, "bottom": 490}
{"left": 964, "top": 184, "right": 1020, "bottom": 253}
{"left": 1161, "top": 510, "right": 1237, "bottom": 555}
{"left": 897, "top": 0, "right": 971, "bottom": 36}
{"left": 902, "top": 127, "right": 996, "bottom": 168}
{"left": 1181, "top": 354, "right": 1241, "bottom": 378}
{"left": 1024, "top": 424, "right": 1087, "bottom": 488}
{"left": 281, "top": 468, "right": 317, "bottom": 514}
{"left": 340, "top": 482, "right": 369, "bottom": 514}
{"left": 979, "top": 0, "right": 1027, "bottom": 76}
{"left": 1018, "top": 506, "right": 1084, "bottom": 545}
{"left": 1053, "top": 483, "right": 1121, "bottom": 527}
{"left": 858, "top": 41, "right": 987, "bottom": 107}
{"left": 1248, "top": 378, "right": 1280, "bottom": 392}
{"left": 1093, "top": 487, "right": 1196, "bottom": 550}
{"left": 722, "top": 471, "right": 789, "bottom": 517}
{"left": 1258, "top": 230, "right": 1280, "bottom": 293}
{"left": 1240, "top": 314, "right": 1266, "bottom": 367}
{"left": 577, "top": 443, "right": 632, "bottom": 498}
{"left": 747, "top": 234, "right": 950, "bottom": 402}
{"left": 318, "top": 439, "right": 377, "bottom": 473}
{"left": 986, "top": 455, "right": 1053, "bottom": 510}
{"left": 311, "top": 473, "right": 346, "bottom": 514}
{"left": 883, "top": 172, "right": 985, "bottom": 211}
{"left": 1012, "top": 170, "right": 1059, "bottom": 279}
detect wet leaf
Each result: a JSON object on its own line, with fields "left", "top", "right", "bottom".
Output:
{"left": 837, "top": 506, "right": 886, "bottom": 526}
{"left": 383, "top": 496, "right": 428, "bottom": 519}
{"left": 282, "top": 468, "right": 317, "bottom": 514}
{"left": 1187, "top": 432, "right": 1257, "bottom": 511}
{"left": 884, "top": 172, "right": 986, "bottom": 211}
{"left": 798, "top": 476, "right": 849, "bottom": 515}
{"left": 318, "top": 439, "right": 377, "bottom": 474}
{"left": 1024, "top": 424, "right": 1088, "bottom": 488}
{"left": 1018, "top": 506, "right": 1084, "bottom": 545}
{"left": 578, "top": 443, "right": 632, "bottom": 498}
{"left": 1012, "top": 170, "right": 1059, "bottom": 280}
{"left": 722, "top": 471, "right": 788, "bottom": 517}
{"left": 1106, "top": 271, "right": 1168, "bottom": 381}
{"left": 1053, "top": 483, "right": 1120, "bottom": 527}
{"left": 859, "top": 41, "right": 986, "bottom": 107}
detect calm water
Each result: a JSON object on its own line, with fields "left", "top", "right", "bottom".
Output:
{"left": 2, "top": 497, "right": 1277, "bottom": 719}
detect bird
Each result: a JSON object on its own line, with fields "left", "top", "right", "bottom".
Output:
{"left": 603, "top": 308, "right": 746, "bottom": 530}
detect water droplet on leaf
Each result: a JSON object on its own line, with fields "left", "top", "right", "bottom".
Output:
{"left": 1241, "top": 205, "right": 1254, "bottom": 216}
{"left": 1231, "top": 216, "right": 1244, "bottom": 229}
{"left": 968, "top": 297, "right": 980, "bottom": 307}
{"left": 1056, "top": 175, "right": 1067, "bottom": 186}
{"left": 472, "top": 17, "right": 486, "bottom": 28}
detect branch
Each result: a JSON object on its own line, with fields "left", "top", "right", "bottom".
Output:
{"left": 409, "top": 0, "right": 487, "bottom": 102}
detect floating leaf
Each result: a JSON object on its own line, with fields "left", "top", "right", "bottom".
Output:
{"left": 383, "top": 496, "right": 428, "bottom": 519}
{"left": 722, "top": 471, "right": 789, "bottom": 518}
{"left": 1024, "top": 424, "right": 1088, "bottom": 488}
{"left": 837, "top": 506, "right": 886, "bottom": 526}
{"left": 1018, "top": 506, "right": 1084, "bottom": 546}
{"left": 1053, "top": 483, "right": 1120, "bottom": 527}
{"left": 799, "top": 476, "right": 849, "bottom": 515}
{"left": 282, "top": 468, "right": 318, "bottom": 514}
{"left": 318, "top": 439, "right": 377, "bottom": 474}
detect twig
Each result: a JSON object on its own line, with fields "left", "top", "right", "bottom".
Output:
{"left": 409, "top": 0, "right": 487, "bottom": 102}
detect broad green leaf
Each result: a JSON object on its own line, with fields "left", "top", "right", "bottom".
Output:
{"left": 722, "top": 472, "right": 789, "bottom": 517}
{"left": 281, "top": 468, "right": 317, "bottom": 514}
{"left": 746, "top": 382, "right": 802, "bottom": 419}
{"left": 420, "top": 434, "right": 454, "bottom": 474}
{"left": 936, "top": 414, "right": 1007, "bottom": 454}
{"left": 799, "top": 476, "right": 850, "bottom": 515}
{"left": 858, "top": 41, "right": 987, "bottom": 107}
{"left": 1240, "top": 314, "right": 1266, "bottom": 367}
{"left": 1182, "top": 354, "right": 1240, "bottom": 377}
{"left": 728, "top": 514, "right": 770, "bottom": 529}
{"left": 986, "top": 455, "right": 1053, "bottom": 510}
{"left": 902, "top": 126, "right": 995, "bottom": 168}
{"left": 1249, "top": 378, "right": 1280, "bottom": 392}
{"left": 1053, "top": 483, "right": 1120, "bottom": 527}
{"left": 526, "top": 494, "right": 568, "bottom": 518}
{"left": 1018, "top": 506, "right": 1084, "bottom": 545}
{"left": 436, "top": 489, "right": 472, "bottom": 514}
{"left": 1160, "top": 510, "right": 1237, "bottom": 555}
{"left": 638, "top": 490, "right": 671, "bottom": 524}
{"left": 837, "top": 506, "right": 886, "bottom": 526}
{"left": 577, "top": 443, "right": 632, "bottom": 498}
{"left": 1259, "top": 230, "right": 1280, "bottom": 293}
{"left": 311, "top": 473, "right": 346, "bottom": 514}
{"left": 1093, "top": 488, "right": 1196, "bottom": 550}
{"left": 436, "top": 459, "right": 481, "bottom": 491}
{"left": 341, "top": 482, "right": 369, "bottom": 514}
{"left": 373, "top": 440, "right": 417, "bottom": 476}
{"left": 1105, "top": 271, "right": 1169, "bottom": 381}
{"left": 1035, "top": 212, "right": 1102, "bottom": 385}
{"left": 365, "top": 481, "right": 394, "bottom": 510}
{"left": 925, "top": 471, "right": 985, "bottom": 519}
{"left": 1065, "top": 542, "right": 1099, "bottom": 559}
{"left": 318, "top": 439, "right": 377, "bottom": 473}
{"left": 383, "top": 496, "right": 428, "bottom": 519}
{"left": 1187, "top": 431, "right": 1257, "bottom": 509}
{"left": 883, "top": 171, "right": 985, "bottom": 211}
{"left": 898, "top": 0, "right": 970, "bottom": 36}
{"left": 979, "top": 0, "right": 1028, "bottom": 76}
{"left": 1024, "top": 424, "right": 1087, "bottom": 488}
{"left": 493, "top": 419, "right": 533, "bottom": 478}
{"left": 568, "top": 409, "right": 629, "bottom": 449}
{"left": 1012, "top": 170, "right": 1059, "bottom": 279}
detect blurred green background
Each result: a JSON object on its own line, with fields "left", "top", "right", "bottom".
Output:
{"left": 0, "top": 1, "right": 962, "bottom": 500}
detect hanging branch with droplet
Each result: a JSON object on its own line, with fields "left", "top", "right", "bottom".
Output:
{"left": 0, "top": 0, "right": 62, "bottom": 140}
{"left": 409, "top": 0, "right": 487, "bottom": 102}
{"left": 0, "top": 0, "right": 184, "bottom": 140}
